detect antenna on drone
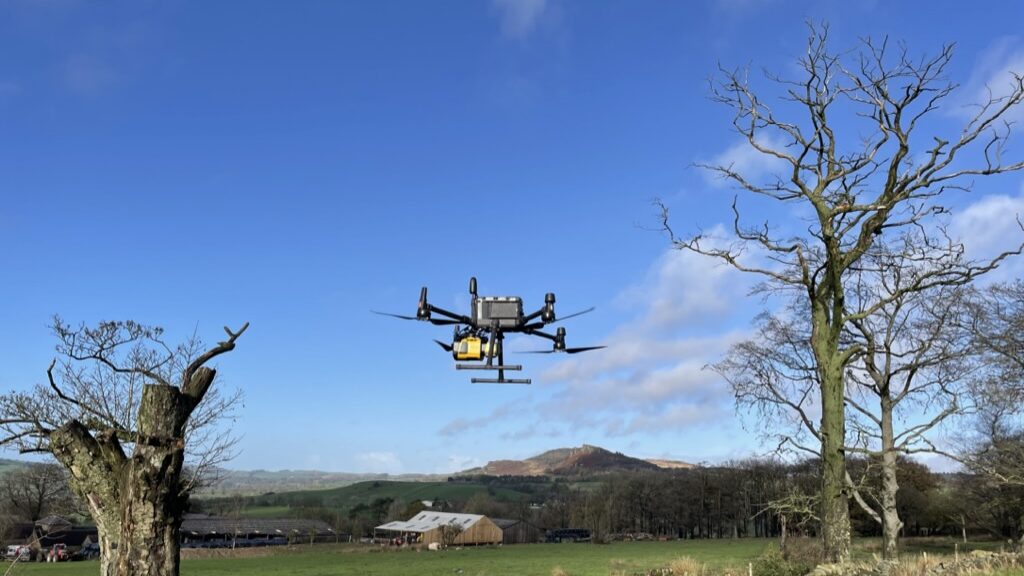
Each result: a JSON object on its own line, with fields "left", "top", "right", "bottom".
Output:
{"left": 469, "top": 276, "right": 478, "bottom": 299}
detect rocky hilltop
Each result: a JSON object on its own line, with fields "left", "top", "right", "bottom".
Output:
{"left": 465, "top": 445, "right": 693, "bottom": 476}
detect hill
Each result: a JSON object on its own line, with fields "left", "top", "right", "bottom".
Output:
{"left": 465, "top": 444, "right": 692, "bottom": 476}
{"left": 199, "top": 469, "right": 446, "bottom": 496}
{"left": 201, "top": 478, "right": 551, "bottom": 519}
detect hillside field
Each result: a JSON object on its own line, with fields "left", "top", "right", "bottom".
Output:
{"left": 4, "top": 539, "right": 1011, "bottom": 576}
{"left": 210, "top": 479, "right": 583, "bottom": 518}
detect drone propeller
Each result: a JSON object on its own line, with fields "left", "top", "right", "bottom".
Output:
{"left": 519, "top": 345, "right": 606, "bottom": 354}
{"left": 433, "top": 339, "right": 454, "bottom": 352}
{"left": 372, "top": 310, "right": 418, "bottom": 320}
{"left": 551, "top": 307, "right": 596, "bottom": 324}
{"left": 371, "top": 311, "right": 462, "bottom": 326}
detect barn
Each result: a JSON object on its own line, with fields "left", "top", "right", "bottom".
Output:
{"left": 375, "top": 511, "right": 502, "bottom": 546}
{"left": 491, "top": 518, "right": 543, "bottom": 544}
{"left": 180, "top": 516, "right": 339, "bottom": 545}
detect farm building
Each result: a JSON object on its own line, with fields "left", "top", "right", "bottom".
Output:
{"left": 491, "top": 518, "right": 543, "bottom": 544}
{"left": 375, "top": 511, "right": 502, "bottom": 546}
{"left": 180, "top": 516, "right": 339, "bottom": 545}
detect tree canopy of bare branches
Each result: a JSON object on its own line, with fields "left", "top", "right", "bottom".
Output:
{"left": 0, "top": 318, "right": 248, "bottom": 576}
{"left": 665, "top": 23, "right": 1024, "bottom": 561}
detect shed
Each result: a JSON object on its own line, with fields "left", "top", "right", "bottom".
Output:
{"left": 180, "top": 517, "right": 337, "bottom": 544}
{"left": 491, "top": 518, "right": 543, "bottom": 544}
{"left": 375, "top": 511, "right": 501, "bottom": 546}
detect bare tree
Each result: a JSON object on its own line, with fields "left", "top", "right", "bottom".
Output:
{"left": 0, "top": 462, "right": 77, "bottom": 523}
{"left": 664, "top": 23, "right": 1024, "bottom": 561}
{"left": 962, "top": 281, "right": 1024, "bottom": 515}
{"left": 439, "top": 520, "right": 464, "bottom": 548}
{"left": 718, "top": 272, "right": 1006, "bottom": 560}
{"left": 0, "top": 318, "right": 247, "bottom": 576}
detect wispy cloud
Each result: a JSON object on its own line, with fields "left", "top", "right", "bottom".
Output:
{"left": 443, "top": 454, "right": 483, "bottom": 473}
{"left": 513, "top": 243, "right": 755, "bottom": 439}
{"left": 956, "top": 36, "right": 1024, "bottom": 123}
{"left": 700, "top": 135, "right": 790, "bottom": 188}
{"left": 438, "top": 401, "right": 528, "bottom": 436}
{"left": 492, "top": 0, "right": 549, "bottom": 40}
{"left": 354, "top": 451, "right": 404, "bottom": 473}
{"left": 950, "top": 185, "right": 1024, "bottom": 281}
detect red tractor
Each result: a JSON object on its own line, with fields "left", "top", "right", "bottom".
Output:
{"left": 46, "top": 544, "right": 69, "bottom": 562}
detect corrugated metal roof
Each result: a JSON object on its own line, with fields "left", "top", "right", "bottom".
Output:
{"left": 375, "top": 512, "right": 484, "bottom": 533}
{"left": 181, "top": 517, "right": 333, "bottom": 536}
{"left": 489, "top": 518, "right": 520, "bottom": 529}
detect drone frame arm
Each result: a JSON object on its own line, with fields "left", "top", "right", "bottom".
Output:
{"left": 427, "top": 304, "right": 472, "bottom": 325}
{"left": 522, "top": 328, "right": 558, "bottom": 342}
{"left": 522, "top": 307, "right": 545, "bottom": 324}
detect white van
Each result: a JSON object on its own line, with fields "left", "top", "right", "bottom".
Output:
{"left": 5, "top": 545, "right": 30, "bottom": 561}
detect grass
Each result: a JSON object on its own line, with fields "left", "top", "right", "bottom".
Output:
{"left": 5, "top": 540, "right": 767, "bottom": 576}
{"left": 5, "top": 538, "right": 1021, "bottom": 576}
{"left": 237, "top": 506, "right": 291, "bottom": 519}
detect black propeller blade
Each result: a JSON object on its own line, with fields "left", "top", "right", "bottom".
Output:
{"left": 371, "top": 311, "right": 462, "bottom": 326}
{"left": 433, "top": 340, "right": 454, "bottom": 352}
{"left": 551, "top": 307, "right": 596, "bottom": 323}
{"left": 372, "top": 310, "right": 418, "bottom": 320}
{"left": 519, "top": 346, "right": 606, "bottom": 354}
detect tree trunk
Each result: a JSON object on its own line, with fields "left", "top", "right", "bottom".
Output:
{"left": 52, "top": 384, "right": 190, "bottom": 576}
{"left": 780, "top": 514, "right": 788, "bottom": 557}
{"left": 879, "top": 397, "right": 903, "bottom": 560}
{"left": 114, "top": 384, "right": 189, "bottom": 576}
{"left": 818, "top": 346, "right": 850, "bottom": 562}
{"left": 811, "top": 291, "right": 851, "bottom": 561}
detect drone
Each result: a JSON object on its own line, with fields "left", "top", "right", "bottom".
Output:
{"left": 374, "top": 277, "right": 604, "bottom": 384}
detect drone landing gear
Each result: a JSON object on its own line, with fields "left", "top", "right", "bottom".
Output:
{"left": 472, "top": 377, "right": 532, "bottom": 385}
{"left": 456, "top": 364, "right": 531, "bottom": 384}
{"left": 460, "top": 323, "right": 532, "bottom": 384}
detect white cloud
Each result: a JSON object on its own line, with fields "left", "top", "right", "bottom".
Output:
{"left": 959, "top": 37, "right": 1024, "bottom": 123}
{"left": 525, "top": 246, "right": 756, "bottom": 438}
{"left": 438, "top": 401, "right": 527, "bottom": 436}
{"left": 700, "top": 135, "right": 791, "bottom": 188}
{"left": 443, "top": 454, "right": 483, "bottom": 473}
{"left": 354, "top": 451, "right": 404, "bottom": 473}
{"left": 616, "top": 243, "right": 741, "bottom": 333}
{"left": 951, "top": 187, "right": 1024, "bottom": 280}
{"left": 492, "top": 0, "right": 548, "bottom": 39}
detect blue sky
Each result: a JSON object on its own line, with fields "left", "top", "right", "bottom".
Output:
{"left": 2, "top": 0, "right": 1024, "bottom": 474}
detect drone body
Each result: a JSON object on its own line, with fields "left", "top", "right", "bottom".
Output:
{"left": 374, "top": 277, "right": 603, "bottom": 384}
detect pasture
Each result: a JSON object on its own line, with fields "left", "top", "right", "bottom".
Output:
{"left": 5, "top": 540, "right": 764, "bottom": 576}
{"left": 5, "top": 538, "right": 1011, "bottom": 576}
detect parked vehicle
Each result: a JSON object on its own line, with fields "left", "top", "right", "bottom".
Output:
{"left": 5, "top": 545, "right": 30, "bottom": 561}
{"left": 73, "top": 543, "right": 100, "bottom": 561}
{"left": 47, "top": 543, "right": 69, "bottom": 562}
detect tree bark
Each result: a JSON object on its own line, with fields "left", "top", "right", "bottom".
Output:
{"left": 814, "top": 291, "right": 851, "bottom": 563}
{"left": 879, "top": 397, "right": 903, "bottom": 560}
{"left": 820, "top": 363, "right": 850, "bottom": 562}
{"left": 50, "top": 384, "right": 193, "bottom": 576}
{"left": 115, "top": 384, "right": 188, "bottom": 576}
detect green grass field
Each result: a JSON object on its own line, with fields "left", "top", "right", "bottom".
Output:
{"left": 4, "top": 540, "right": 765, "bottom": 576}
{"left": 6, "top": 538, "right": 1015, "bottom": 576}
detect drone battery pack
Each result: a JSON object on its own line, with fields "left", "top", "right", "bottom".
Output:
{"left": 474, "top": 297, "right": 523, "bottom": 328}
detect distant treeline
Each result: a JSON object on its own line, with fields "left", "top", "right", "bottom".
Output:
{"left": 194, "top": 457, "right": 1024, "bottom": 542}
